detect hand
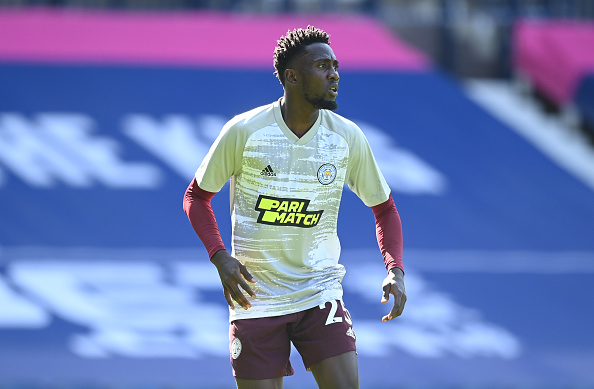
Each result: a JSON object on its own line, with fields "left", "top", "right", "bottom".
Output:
{"left": 381, "top": 267, "right": 406, "bottom": 322}
{"left": 210, "top": 250, "right": 257, "bottom": 310}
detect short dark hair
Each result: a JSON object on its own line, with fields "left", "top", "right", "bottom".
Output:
{"left": 273, "top": 26, "right": 331, "bottom": 86}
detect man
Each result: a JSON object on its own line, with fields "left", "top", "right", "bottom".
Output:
{"left": 184, "top": 26, "right": 406, "bottom": 389}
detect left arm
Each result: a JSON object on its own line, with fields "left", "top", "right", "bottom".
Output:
{"left": 371, "top": 194, "right": 407, "bottom": 321}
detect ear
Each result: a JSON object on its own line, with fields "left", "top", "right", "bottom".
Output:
{"left": 284, "top": 69, "right": 298, "bottom": 85}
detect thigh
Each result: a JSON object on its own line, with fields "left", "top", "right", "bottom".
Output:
{"left": 230, "top": 316, "right": 295, "bottom": 380}
{"left": 290, "top": 299, "right": 357, "bottom": 370}
{"left": 309, "top": 350, "right": 359, "bottom": 389}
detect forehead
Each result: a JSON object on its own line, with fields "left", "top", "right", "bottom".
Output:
{"left": 299, "top": 42, "right": 337, "bottom": 64}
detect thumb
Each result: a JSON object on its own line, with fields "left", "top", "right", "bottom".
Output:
{"left": 381, "top": 284, "right": 390, "bottom": 303}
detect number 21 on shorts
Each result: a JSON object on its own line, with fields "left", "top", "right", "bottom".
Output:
{"left": 319, "top": 300, "right": 353, "bottom": 325}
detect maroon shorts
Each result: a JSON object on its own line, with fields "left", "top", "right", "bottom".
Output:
{"left": 229, "top": 299, "right": 357, "bottom": 380}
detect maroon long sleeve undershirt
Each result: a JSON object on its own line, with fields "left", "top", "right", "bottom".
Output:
{"left": 371, "top": 193, "right": 404, "bottom": 273}
{"left": 183, "top": 178, "right": 226, "bottom": 258}
{"left": 183, "top": 178, "right": 403, "bottom": 273}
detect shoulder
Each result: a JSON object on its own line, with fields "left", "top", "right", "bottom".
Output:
{"left": 224, "top": 102, "right": 277, "bottom": 137}
{"left": 320, "top": 109, "right": 366, "bottom": 143}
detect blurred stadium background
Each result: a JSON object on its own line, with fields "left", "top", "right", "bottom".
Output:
{"left": 1, "top": 1, "right": 594, "bottom": 388}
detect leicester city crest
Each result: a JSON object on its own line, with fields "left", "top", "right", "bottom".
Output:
{"left": 231, "top": 338, "right": 242, "bottom": 359}
{"left": 317, "top": 163, "right": 337, "bottom": 185}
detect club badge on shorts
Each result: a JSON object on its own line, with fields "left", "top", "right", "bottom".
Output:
{"left": 317, "top": 163, "right": 337, "bottom": 185}
{"left": 231, "top": 338, "right": 242, "bottom": 359}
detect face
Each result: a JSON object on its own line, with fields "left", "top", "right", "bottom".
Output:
{"left": 293, "top": 42, "right": 340, "bottom": 110}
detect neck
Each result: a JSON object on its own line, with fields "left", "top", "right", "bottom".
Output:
{"left": 280, "top": 95, "right": 319, "bottom": 137}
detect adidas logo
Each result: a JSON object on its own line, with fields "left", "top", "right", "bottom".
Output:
{"left": 346, "top": 327, "right": 356, "bottom": 340}
{"left": 261, "top": 165, "right": 277, "bottom": 177}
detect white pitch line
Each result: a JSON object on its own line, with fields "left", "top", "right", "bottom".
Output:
{"left": 465, "top": 79, "right": 594, "bottom": 192}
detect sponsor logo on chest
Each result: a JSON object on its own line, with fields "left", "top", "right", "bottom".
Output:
{"left": 255, "top": 195, "right": 323, "bottom": 228}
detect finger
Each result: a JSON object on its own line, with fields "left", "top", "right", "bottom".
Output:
{"left": 383, "top": 289, "right": 407, "bottom": 322}
{"left": 389, "top": 305, "right": 401, "bottom": 320}
{"left": 228, "top": 284, "right": 252, "bottom": 310}
{"left": 382, "top": 308, "right": 396, "bottom": 322}
{"left": 238, "top": 278, "right": 256, "bottom": 299}
{"left": 223, "top": 288, "right": 235, "bottom": 309}
{"left": 240, "top": 265, "right": 257, "bottom": 284}
{"left": 388, "top": 294, "right": 407, "bottom": 320}
{"left": 382, "top": 302, "right": 397, "bottom": 322}
{"left": 232, "top": 291, "right": 251, "bottom": 310}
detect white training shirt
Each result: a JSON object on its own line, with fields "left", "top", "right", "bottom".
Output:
{"left": 195, "top": 98, "right": 390, "bottom": 321}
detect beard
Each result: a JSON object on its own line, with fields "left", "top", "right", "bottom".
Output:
{"left": 305, "top": 93, "right": 338, "bottom": 111}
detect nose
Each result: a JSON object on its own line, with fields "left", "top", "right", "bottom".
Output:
{"left": 329, "top": 68, "right": 339, "bottom": 81}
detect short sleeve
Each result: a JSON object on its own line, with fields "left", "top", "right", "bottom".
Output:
{"left": 345, "top": 127, "right": 391, "bottom": 207}
{"left": 195, "top": 120, "right": 245, "bottom": 193}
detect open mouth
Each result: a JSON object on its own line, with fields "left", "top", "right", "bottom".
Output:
{"left": 329, "top": 85, "right": 339, "bottom": 96}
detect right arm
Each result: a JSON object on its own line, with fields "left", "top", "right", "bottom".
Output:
{"left": 183, "top": 178, "right": 256, "bottom": 309}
